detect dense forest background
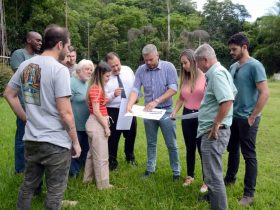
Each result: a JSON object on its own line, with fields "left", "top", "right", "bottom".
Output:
{"left": 3, "top": 0, "right": 280, "bottom": 74}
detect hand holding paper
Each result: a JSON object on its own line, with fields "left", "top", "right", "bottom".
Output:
{"left": 125, "top": 105, "right": 166, "bottom": 120}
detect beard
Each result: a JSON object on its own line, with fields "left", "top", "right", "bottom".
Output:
{"left": 31, "top": 45, "right": 42, "bottom": 54}
{"left": 58, "top": 51, "right": 67, "bottom": 62}
{"left": 232, "top": 51, "right": 244, "bottom": 61}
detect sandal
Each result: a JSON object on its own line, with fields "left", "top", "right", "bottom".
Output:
{"left": 182, "top": 176, "right": 194, "bottom": 187}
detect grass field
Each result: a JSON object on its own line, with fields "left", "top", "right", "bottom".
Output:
{"left": 0, "top": 81, "right": 279, "bottom": 210}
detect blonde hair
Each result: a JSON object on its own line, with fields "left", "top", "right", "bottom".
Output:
{"left": 179, "top": 49, "right": 199, "bottom": 93}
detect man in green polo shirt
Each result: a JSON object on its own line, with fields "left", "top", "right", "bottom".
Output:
{"left": 224, "top": 33, "right": 269, "bottom": 206}
{"left": 195, "top": 43, "right": 237, "bottom": 210}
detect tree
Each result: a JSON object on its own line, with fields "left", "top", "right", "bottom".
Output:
{"left": 179, "top": 29, "right": 209, "bottom": 49}
{"left": 202, "top": 0, "right": 250, "bottom": 42}
{"left": 90, "top": 20, "right": 119, "bottom": 61}
{"left": 126, "top": 25, "right": 159, "bottom": 69}
{"left": 4, "top": 0, "right": 273, "bottom": 72}
{"left": 4, "top": 0, "right": 65, "bottom": 52}
{"left": 102, "top": 3, "right": 149, "bottom": 40}
{"left": 166, "top": 0, "right": 171, "bottom": 52}
{"left": 0, "top": 0, "right": 8, "bottom": 60}
{"left": 267, "top": 0, "right": 280, "bottom": 16}
{"left": 172, "top": 0, "right": 197, "bottom": 15}
{"left": 253, "top": 16, "right": 280, "bottom": 74}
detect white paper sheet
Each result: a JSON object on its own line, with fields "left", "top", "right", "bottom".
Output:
{"left": 116, "top": 99, "right": 133, "bottom": 130}
{"left": 175, "top": 112, "right": 199, "bottom": 120}
{"left": 125, "top": 105, "right": 166, "bottom": 120}
{"left": 164, "top": 112, "right": 199, "bottom": 120}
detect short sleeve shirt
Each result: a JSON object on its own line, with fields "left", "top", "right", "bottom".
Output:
{"left": 230, "top": 57, "right": 267, "bottom": 118}
{"left": 197, "top": 62, "right": 237, "bottom": 137}
{"left": 10, "top": 49, "right": 35, "bottom": 72}
{"left": 88, "top": 85, "right": 108, "bottom": 116}
{"left": 70, "top": 76, "right": 90, "bottom": 131}
{"left": 8, "top": 56, "right": 72, "bottom": 149}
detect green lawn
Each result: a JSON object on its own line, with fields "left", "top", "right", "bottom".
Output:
{"left": 0, "top": 81, "right": 279, "bottom": 210}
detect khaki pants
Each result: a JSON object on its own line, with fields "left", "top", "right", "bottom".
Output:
{"left": 83, "top": 114, "right": 110, "bottom": 189}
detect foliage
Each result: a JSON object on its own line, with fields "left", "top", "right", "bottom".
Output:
{"left": 90, "top": 20, "right": 119, "bottom": 61}
{"left": 4, "top": 0, "right": 65, "bottom": 52}
{"left": 253, "top": 16, "right": 280, "bottom": 75}
{"left": 198, "top": 0, "right": 251, "bottom": 68}
{"left": 171, "top": 0, "right": 198, "bottom": 15}
{"left": 202, "top": 0, "right": 250, "bottom": 42}
{"left": 209, "top": 40, "right": 232, "bottom": 68}
{"left": 3, "top": 0, "right": 280, "bottom": 71}
{"left": 254, "top": 45, "right": 280, "bottom": 75}
{"left": 126, "top": 25, "right": 160, "bottom": 69}
{"left": 153, "top": 13, "right": 203, "bottom": 41}
{"left": 0, "top": 64, "right": 13, "bottom": 96}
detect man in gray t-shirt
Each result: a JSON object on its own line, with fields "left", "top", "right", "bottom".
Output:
{"left": 10, "top": 31, "right": 42, "bottom": 73}
{"left": 10, "top": 31, "right": 42, "bottom": 174}
{"left": 4, "top": 25, "right": 81, "bottom": 210}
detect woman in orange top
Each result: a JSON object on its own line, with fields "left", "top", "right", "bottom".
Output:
{"left": 171, "top": 49, "right": 207, "bottom": 193}
{"left": 83, "top": 62, "right": 112, "bottom": 190}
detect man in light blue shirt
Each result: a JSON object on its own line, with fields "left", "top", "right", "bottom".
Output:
{"left": 127, "top": 44, "right": 180, "bottom": 181}
{"left": 195, "top": 43, "right": 237, "bottom": 210}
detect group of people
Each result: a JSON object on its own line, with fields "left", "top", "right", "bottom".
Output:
{"left": 5, "top": 23, "right": 269, "bottom": 210}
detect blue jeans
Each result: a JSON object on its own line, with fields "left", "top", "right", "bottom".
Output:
{"left": 15, "top": 116, "right": 26, "bottom": 173}
{"left": 143, "top": 108, "right": 180, "bottom": 176}
{"left": 69, "top": 131, "right": 89, "bottom": 176}
{"left": 201, "top": 128, "right": 230, "bottom": 210}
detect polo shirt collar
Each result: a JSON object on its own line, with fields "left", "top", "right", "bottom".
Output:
{"left": 205, "top": 62, "right": 221, "bottom": 79}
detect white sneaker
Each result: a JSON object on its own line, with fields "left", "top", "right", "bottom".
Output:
{"left": 200, "top": 183, "right": 208, "bottom": 193}
{"left": 61, "top": 200, "right": 78, "bottom": 208}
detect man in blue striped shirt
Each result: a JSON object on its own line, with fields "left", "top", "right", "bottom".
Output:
{"left": 127, "top": 44, "right": 180, "bottom": 180}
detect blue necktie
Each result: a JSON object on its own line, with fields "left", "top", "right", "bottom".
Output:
{"left": 117, "top": 75, "right": 126, "bottom": 98}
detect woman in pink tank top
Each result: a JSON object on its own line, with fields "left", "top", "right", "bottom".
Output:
{"left": 171, "top": 49, "right": 207, "bottom": 193}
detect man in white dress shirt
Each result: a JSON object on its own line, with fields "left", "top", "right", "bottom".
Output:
{"left": 105, "top": 52, "right": 137, "bottom": 170}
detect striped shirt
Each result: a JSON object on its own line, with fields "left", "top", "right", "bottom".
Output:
{"left": 133, "top": 60, "right": 178, "bottom": 107}
{"left": 88, "top": 85, "right": 108, "bottom": 116}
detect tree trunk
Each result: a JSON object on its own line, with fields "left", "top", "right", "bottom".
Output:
{"left": 166, "top": 0, "right": 171, "bottom": 57}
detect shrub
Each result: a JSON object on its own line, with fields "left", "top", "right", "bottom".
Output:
{"left": 0, "top": 64, "right": 13, "bottom": 97}
{"left": 253, "top": 45, "right": 280, "bottom": 76}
